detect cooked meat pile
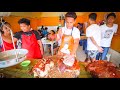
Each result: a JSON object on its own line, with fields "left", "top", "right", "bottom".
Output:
{"left": 32, "top": 56, "right": 80, "bottom": 78}
{"left": 86, "top": 60, "right": 120, "bottom": 78}
{"left": 32, "top": 58, "right": 54, "bottom": 78}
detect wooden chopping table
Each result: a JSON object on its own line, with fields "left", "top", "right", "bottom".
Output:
{"left": 0, "top": 55, "right": 91, "bottom": 78}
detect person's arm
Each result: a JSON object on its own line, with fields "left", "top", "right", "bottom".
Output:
{"left": 56, "top": 28, "right": 62, "bottom": 41}
{"left": 33, "top": 30, "right": 44, "bottom": 56}
{"left": 0, "top": 42, "right": 2, "bottom": 52}
{"left": 71, "top": 28, "right": 81, "bottom": 56}
{"left": 0, "top": 37, "right": 2, "bottom": 52}
{"left": 37, "top": 40, "right": 44, "bottom": 56}
{"left": 13, "top": 38, "right": 18, "bottom": 43}
{"left": 114, "top": 24, "right": 118, "bottom": 35}
{"left": 70, "top": 38, "right": 80, "bottom": 56}
{"left": 13, "top": 32, "right": 22, "bottom": 45}
{"left": 90, "top": 37, "right": 103, "bottom": 53}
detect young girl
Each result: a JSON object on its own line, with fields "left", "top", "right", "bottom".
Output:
{"left": 47, "top": 30, "right": 57, "bottom": 41}
{"left": 0, "top": 21, "right": 15, "bottom": 52}
{"left": 47, "top": 30, "right": 57, "bottom": 54}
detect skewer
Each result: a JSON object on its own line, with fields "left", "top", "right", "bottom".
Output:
{"left": 9, "top": 29, "right": 19, "bottom": 62}
{"left": 0, "top": 18, "right": 5, "bottom": 51}
{"left": 0, "top": 32, "right": 5, "bottom": 51}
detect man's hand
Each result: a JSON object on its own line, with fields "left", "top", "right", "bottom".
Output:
{"left": 30, "top": 28, "right": 33, "bottom": 31}
{"left": 63, "top": 54, "right": 75, "bottom": 66}
{"left": 98, "top": 46, "right": 103, "bottom": 53}
{"left": 70, "top": 51, "right": 75, "bottom": 57}
{"left": 57, "top": 51, "right": 65, "bottom": 56}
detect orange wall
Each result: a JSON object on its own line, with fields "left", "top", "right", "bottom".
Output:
{"left": 4, "top": 16, "right": 60, "bottom": 33}
{"left": 110, "top": 12, "right": 120, "bottom": 52}
{"left": 111, "top": 35, "right": 120, "bottom": 52}
{"left": 40, "top": 17, "right": 59, "bottom": 26}
{"left": 4, "top": 15, "right": 42, "bottom": 33}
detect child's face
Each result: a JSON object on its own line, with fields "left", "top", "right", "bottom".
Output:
{"left": 51, "top": 30, "right": 55, "bottom": 35}
{"left": 107, "top": 16, "right": 115, "bottom": 24}
{"left": 19, "top": 23, "right": 31, "bottom": 32}
{"left": 65, "top": 17, "right": 75, "bottom": 29}
{"left": 2, "top": 24, "right": 11, "bottom": 34}
{"left": 50, "top": 31, "right": 53, "bottom": 34}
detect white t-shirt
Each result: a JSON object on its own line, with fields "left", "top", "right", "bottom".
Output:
{"left": 86, "top": 24, "right": 101, "bottom": 50}
{"left": 61, "top": 27, "right": 80, "bottom": 39}
{"left": 100, "top": 24, "right": 118, "bottom": 47}
{"left": 58, "top": 27, "right": 80, "bottom": 54}
{"left": 58, "top": 39, "right": 61, "bottom": 46}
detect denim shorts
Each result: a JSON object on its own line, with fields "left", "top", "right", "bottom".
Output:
{"left": 87, "top": 50, "right": 99, "bottom": 59}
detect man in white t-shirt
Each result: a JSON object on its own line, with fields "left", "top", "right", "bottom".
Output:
{"left": 57, "top": 12, "right": 80, "bottom": 56}
{"left": 57, "top": 12, "right": 80, "bottom": 67}
{"left": 86, "top": 13, "right": 103, "bottom": 62}
{"left": 96, "top": 13, "right": 118, "bottom": 60}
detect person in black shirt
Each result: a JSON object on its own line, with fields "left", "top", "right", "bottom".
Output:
{"left": 38, "top": 29, "right": 44, "bottom": 38}
{"left": 13, "top": 18, "right": 43, "bottom": 59}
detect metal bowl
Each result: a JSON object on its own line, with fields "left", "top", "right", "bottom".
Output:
{"left": 0, "top": 49, "right": 28, "bottom": 68}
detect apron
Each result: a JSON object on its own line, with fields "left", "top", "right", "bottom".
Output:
{"left": 2, "top": 40, "right": 14, "bottom": 51}
{"left": 21, "top": 31, "right": 42, "bottom": 59}
{"left": 59, "top": 27, "right": 74, "bottom": 55}
{"left": 58, "top": 28, "right": 80, "bottom": 69}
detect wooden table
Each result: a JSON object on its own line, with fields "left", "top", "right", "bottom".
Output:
{"left": 0, "top": 59, "right": 39, "bottom": 78}
{"left": 0, "top": 56, "right": 91, "bottom": 78}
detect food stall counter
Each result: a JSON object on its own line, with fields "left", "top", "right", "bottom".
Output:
{"left": 0, "top": 56, "right": 92, "bottom": 78}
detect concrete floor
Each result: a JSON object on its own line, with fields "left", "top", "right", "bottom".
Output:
{"left": 76, "top": 45, "right": 86, "bottom": 62}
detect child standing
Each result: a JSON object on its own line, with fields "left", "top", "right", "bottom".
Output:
{"left": 86, "top": 13, "right": 103, "bottom": 62}
{"left": 47, "top": 30, "right": 57, "bottom": 54}
{"left": 13, "top": 18, "right": 43, "bottom": 59}
{"left": 47, "top": 30, "right": 57, "bottom": 41}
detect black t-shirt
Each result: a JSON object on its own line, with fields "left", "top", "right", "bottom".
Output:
{"left": 14, "top": 30, "right": 41, "bottom": 40}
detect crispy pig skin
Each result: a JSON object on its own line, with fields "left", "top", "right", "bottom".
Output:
{"left": 86, "top": 60, "right": 120, "bottom": 78}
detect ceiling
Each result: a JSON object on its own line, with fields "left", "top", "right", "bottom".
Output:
{"left": 1, "top": 12, "right": 109, "bottom": 18}
{"left": 9, "top": 12, "right": 89, "bottom": 18}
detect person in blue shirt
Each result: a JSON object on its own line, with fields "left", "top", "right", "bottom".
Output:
{"left": 42, "top": 27, "right": 48, "bottom": 37}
